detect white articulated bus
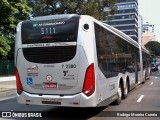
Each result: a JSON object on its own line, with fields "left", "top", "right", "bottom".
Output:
{"left": 15, "top": 14, "right": 151, "bottom": 107}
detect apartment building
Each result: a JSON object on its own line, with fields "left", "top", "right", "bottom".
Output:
{"left": 105, "top": 0, "right": 139, "bottom": 42}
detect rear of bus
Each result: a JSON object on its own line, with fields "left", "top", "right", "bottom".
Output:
{"left": 15, "top": 14, "right": 97, "bottom": 107}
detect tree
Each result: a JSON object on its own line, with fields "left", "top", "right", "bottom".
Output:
{"left": 29, "top": 0, "right": 116, "bottom": 20}
{"left": 0, "top": 0, "right": 32, "bottom": 59}
{"left": 145, "top": 41, "right": 160, "bottom": 56}
{"left": 0, "top": 37, "right": 11, "bottom": 59}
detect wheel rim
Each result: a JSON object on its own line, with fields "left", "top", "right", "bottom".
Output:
{"left": 118, "top": 85, "right": 122, "bottom": 100}
{"left": 125, "top": 83, "right": 128, "bottom": 95}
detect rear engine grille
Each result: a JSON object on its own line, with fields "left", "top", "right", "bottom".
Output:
{"left": 23, "top": 46, "right": 76, "bottom": 64}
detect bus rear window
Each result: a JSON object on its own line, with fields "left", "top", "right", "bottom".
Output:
{"left": 21, "top": 17, "right": 79, "bottom": 44}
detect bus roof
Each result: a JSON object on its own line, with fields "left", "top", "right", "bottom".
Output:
{"left": 80, "top": 14, "right": 140, "bottom": 49}
{"left": 102, "top": 22, "right": 139, "bottom": 49}
{"left": 141, "top": 46, "right": 150, "bottom": 55}
{"left": 29, "top": 14, "right": 142, "bottom": 51}
{"left": 30, "top": 14, "right": 78, "bottom": 21}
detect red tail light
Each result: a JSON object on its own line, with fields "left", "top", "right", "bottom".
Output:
{"left": 15, "top": 69, "right": 23, "bottom": 95}
{"left": 83, "top": 64, "right": 95, "bottom": 97}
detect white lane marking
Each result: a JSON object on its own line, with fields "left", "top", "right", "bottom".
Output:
{"left": 150, "top": 82, "right": 153, "bottom": 85}
{"left": 137, "top": 95, "right": 144, "bottom": 103}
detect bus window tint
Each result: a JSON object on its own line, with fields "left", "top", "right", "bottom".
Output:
{"left": 94, "top": 23, "right": 139, "bottom": 78}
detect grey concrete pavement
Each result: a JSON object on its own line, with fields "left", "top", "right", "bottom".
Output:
{"left": 0, "top": 76, "right": 16, "bottom": 100}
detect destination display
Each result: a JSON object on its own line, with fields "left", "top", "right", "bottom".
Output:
{"left": 21, "top": 18, "right": 79, "bottom": 44}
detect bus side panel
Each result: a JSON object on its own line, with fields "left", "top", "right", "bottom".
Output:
{"left": 77, "top": 16, "right": 98, "bottom": 106}
{"left": 15, "top": 22, "right": 23, "bottom": 66}
{"left": 91, "top": 23, "right": 113, "bottom": 106}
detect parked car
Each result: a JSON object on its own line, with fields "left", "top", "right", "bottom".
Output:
{"left": 151, "top": 62, "right": 158, "bottom": 71}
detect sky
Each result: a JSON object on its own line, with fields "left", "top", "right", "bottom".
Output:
{"left": 139, "top": 0, "right": 160, "bottom": 42}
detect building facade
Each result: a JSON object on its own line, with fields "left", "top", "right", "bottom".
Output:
{"left": 141, "top": 22, "right": 156, "bottom": 46}
{"left": 142, "top": 22, "right": 154, "bottom": 33}
{"left": 142, "top": 32, "right": 156, "bottom": 46}
{"left": 105, "top": 0, "right": 139, "bottom": 42}
{"left": 138, "top": 14, "right": 143, "bottom": 45}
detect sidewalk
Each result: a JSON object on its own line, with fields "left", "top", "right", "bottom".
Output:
{"left": 0, "top": 76, "right": 16, "bottom": 82}
{"left": 0, "top": 76, "right": 16, "bottom": 99}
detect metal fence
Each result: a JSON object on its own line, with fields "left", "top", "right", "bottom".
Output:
{"left": 0, "top": 60, "right": 15, "bottom": 76}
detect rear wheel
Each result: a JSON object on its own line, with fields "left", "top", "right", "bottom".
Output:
{"left": 145, "top": 71, "right": 148, "bottom": 80}
{"left": 114, "top": 83, "right": 122, "bottom": 105}
{"left": 123, "top": 81, "right": 129, "bottom": 99}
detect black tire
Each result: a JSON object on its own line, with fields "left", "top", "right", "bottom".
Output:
{"left": 142, "top": 80, "right": 145, "bottom": 84}
{"left": 114, "top": 83, "right": 122, "bottom": 105}
{"left": 122, "top": 81, "right": 128, "bottom": 99}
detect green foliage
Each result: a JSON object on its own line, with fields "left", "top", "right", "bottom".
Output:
{"left": 0, "top": 0, "right": 32, "bottom": 36}
{"left": 0, "top": 36, "right": 11, "bottom": 59}
{"left": 0, "top": 0, "right": 32, "bottom": 59}
{"left": 145, "top": 41, "right": 160, "bottom": 56}
{"left": 29, "top": 0, "right": 116, "bottom": 20}
{"left": 0, "top": 0, "right": 116, "bottom": 59}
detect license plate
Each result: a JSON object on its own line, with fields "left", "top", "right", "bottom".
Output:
{"left": 42, "top": 101, "right": 61, "bottom": 105}
{"left": 43, "top": 83, "right": 58, "bottom": 88}
{"left": 41, "top": 98, "right": 62, "bottom": 105}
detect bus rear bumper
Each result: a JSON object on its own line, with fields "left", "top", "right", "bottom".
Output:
{"left": 17, "top": 91, "right": 96, "bottom": 107}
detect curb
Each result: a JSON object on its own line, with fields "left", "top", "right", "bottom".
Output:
{"left": 0, "top": 88, "right": 16, "bottom": 93}
{"left": 0, "top": 80, "right": 16, "bottom": 100}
